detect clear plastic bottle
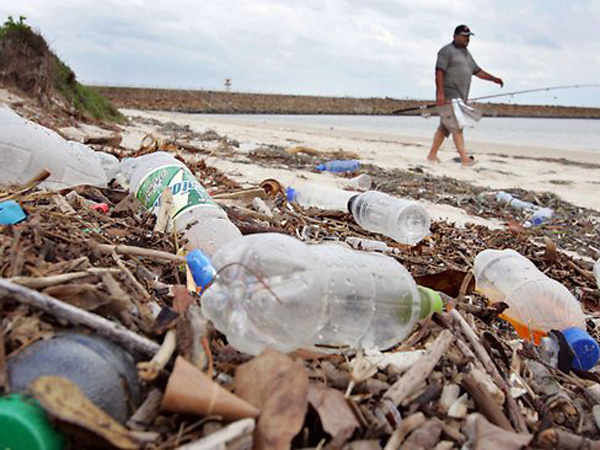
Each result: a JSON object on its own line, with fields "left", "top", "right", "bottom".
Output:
{"left": 495, "top": 191, "right": 537, "bottom": 212}
{"left": 474, "top": 249, "right": 599, "bottom": 370}
{"left": 344, "top": 174, "right": 372, "bottom": 190}
{"left": 348, "top": 191, "right": 430, "bottom": 246}
{"left": 286, "top": 184, "right": 357, "bottom": 211}
{"left": 526, "top": 207, "right": 554, "bottom": 227}
{"left": 315, "top": 160, "right": 359, "bottom": 173}
{"left": 117, "top": 152, "right": 241, "bottom": 256}
{"left": 201, "top": 233, "right": 442, "bottom": 355}
{"left": 0, "top": 106, "right": 117, "bottom": 190}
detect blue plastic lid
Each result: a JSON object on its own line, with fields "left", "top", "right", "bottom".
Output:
{"left": 285, "top": 187, "right": 297, "bottom": 202}
{"left": 562, "top": 327, "right": 600, "bottom": 371}
{"left": 186, "top": 249, "right": 216, "bottom": 290}
{"left": 0, "top": 200, "right": 27, "bottom": 225}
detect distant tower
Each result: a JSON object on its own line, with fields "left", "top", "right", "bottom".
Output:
{"left": 224, "top": 78, "right": 232, "bottom": 92}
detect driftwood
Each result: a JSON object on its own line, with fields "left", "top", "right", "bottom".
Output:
{"left": 538, "top": 428, "right": 600, "bottom": 450}
{"left": 92, "top": 242, "right": 187, "bottom": 264}
{"left": 0, "top": 279, "right": 159, "bottom": 356}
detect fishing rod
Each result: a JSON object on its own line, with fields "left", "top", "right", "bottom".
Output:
{"left": 391, "top": 83, "right": 600, "bottom": 115}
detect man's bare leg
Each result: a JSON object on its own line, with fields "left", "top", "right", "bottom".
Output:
{"left": 427, "top": 128, "right": 445, "bottom": 163}
{"left": 451, "top": 131, "right": 475, "bottom": 166}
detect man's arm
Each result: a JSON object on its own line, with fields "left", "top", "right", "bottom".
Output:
{"left": 435, "top": 69, "right": 445, "bottom": 106}
{"left": 474, "top": 69, "right": 504, "bottom": 87}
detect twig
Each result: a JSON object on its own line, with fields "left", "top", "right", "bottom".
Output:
{"left": 0, "top": 324, "right": 7, "bottom": 392}
{"left": 8, "top": 269, "right": 120, "bottom": 289}
{"left": 0, "top": 169, "right": 51, "bottom": 201}
{"left": 111, "top": 250, "right": 152, "bottom": 301}
{"left": 450, "top": 309, "right": 528, "bottom": 433}
{"left": 0, "top": 279, "right": 160, "bottom": 356}
{"left": 461, "top": 371, "right": 513, "bottom": 431}
{"left": 383, "top": 412, "right": 426, "bottom": 450}
{"left": 382, "top": 329, "right": 454, "bottom": 407}
{"left": 127, "top": 388, "right": 164, "bottom": 431}
{"left": 138, "top": 329, "right": 177, "bottom": 381}
{"left": 538, "top": 427, "right": 600, "bottom": 449}
{"left": 92, "top": 242, "right": 186, "bottom": 263}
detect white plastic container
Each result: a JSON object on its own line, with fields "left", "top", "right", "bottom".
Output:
{"left": 474, "top": 249, "right": 599, "bottom": 370}
{"left": 286, "top": 184, "right": 357, "bottom": 211}
{"left": 201, "top": 233, "right": 442, "bottom": 355}
{"left": 348, "top": 191, "right": 430, "bottom": 245}
{"left": 0, "top": 106, "right": 117, "bottom": 189}
{"left": 344, "top": 174, "right": 372, "bottom": 191}
{"left": 117, "top": 152, "right": 241, "bottom": 256}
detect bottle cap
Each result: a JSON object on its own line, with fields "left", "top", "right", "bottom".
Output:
{"left": 346, "top": 194, "right": 359, "bottom": 213}
{"left": 0, "top": 394, "right": 64, "bottom": 450}
{"left": 186, "top": 249, "right": 216, "bottom": 290}
{"left": 416, "top": 286, "right": 444, "bottom": 319}
{"left": 0, "top": 200, "right": 27, "bottom": 225}
{"left": 285, "top": 187, "right": 297, "bottom": 202}
{"left": 562, "top": 327, "right": 600, "bottom": 371}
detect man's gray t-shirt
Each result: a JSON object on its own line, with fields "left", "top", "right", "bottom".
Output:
{"left": 435, "top": 43, "right": 480, "bottom": 100}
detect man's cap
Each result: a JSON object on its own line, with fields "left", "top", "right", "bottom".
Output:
{"left": 454, "top": 25, "right": 474, "bottom": 36}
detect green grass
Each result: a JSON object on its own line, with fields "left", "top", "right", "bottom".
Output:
{"left": 1, "top": 16, "right": 124, "bottom": 123}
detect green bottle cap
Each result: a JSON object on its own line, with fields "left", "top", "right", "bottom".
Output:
{"left": 417, "top": 286, "right": 444, "bottom": 319}
{"left": 0, "top": 394, "right": 64, "bottom": 450}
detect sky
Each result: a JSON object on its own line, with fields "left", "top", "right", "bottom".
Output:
{"left": 2, "top": 1, "right": 600, "bottom": 107}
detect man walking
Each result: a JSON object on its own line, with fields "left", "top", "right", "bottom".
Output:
{"left": 427, "top": 24, "right": 503, "bottom": 166}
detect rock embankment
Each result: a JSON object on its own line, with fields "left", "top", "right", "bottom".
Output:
{"left": 92, "top": 86, "right": 600, "bottom": 119}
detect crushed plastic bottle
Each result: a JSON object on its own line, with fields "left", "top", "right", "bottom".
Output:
{"left": 315, "top": 160, "right": 359, "bottom": 173}
{"left": 474, "top": 249, "right": 599, "bottom": 370}
{"left": 201, "top": 233, "right": 442, "bottom": 355}
{"left": 286, "top": 184, "right": 357, "bottom": 211}
{"left": 348, "top": 191, "right": 430, "bottom": 245}
{"left": 117, "top": 152, "right": 241, "bottom": 256}
{"left": 0, "top": 106, "right": 118, "bottom": 190}
{"left": 8, "top": 333, "right": 141, "bottom": 423}
{"left": 495, "top": 191, "right": 537, "bottom": 211}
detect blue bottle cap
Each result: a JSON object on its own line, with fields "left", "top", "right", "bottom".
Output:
{"left": 186, "top": 249, "right": 216, "bottom": 290}
{"left": 562, "top": 327, "right": 600, "bottom": 371}
{"left": 285, "top": 187, "right": 297, "bottom": 202}
{"left": 0, "top": 200, "right": 27, "bottom": 225}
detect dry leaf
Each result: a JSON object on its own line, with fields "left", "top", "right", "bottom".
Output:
{"left": 234, "top": 349, "right": 308, "bottom": 450}
{"left": 308, "top": 385, "right": 359, "bottom": 448}
{"left": 30, "top": 376, "right": 140, "bottom": 449}
{"left": 415, "top": 269, "right": 472, "bottom": 298}
{"left": 465, "top": 413, "right": 532, "bottom": 450}
{"left": 43, "top": 284, "right": 109, "bottom": 311}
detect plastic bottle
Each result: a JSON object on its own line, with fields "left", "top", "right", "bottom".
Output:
{"left": 315, "top": 160, "right": 359, "bottom": 173}
{"left": 348, "top": 191, "right": 430, "bottom": 246}
{"left": 474, "top": 249, "right": 599, "bottom": 370}
{"left": 117, "top": 152, "right": 242, "bottom": 256}
{"left": 0, "top": 106, "right": 118, "bottom": 190}
{"left": 286, "top": 184, "right": 358, "bottom": 211}
{"left": 7, "top": 333, "right": 141, "bottom": 423}
{"left": 344, "top": 174, "right": 372, "bottom": 191}
{"left": 495, "top": 191, "right": 537, "bottom": 211}
{"left": 201, "top": 233, "right": 442, "bottom": 355}
{"left": 525, "top": 207, "right": 554, "bottom": 227}
{"left": 345, "top": 236, "right": 392, "bottom": 252}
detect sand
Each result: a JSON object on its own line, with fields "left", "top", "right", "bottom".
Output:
{"left": 115, "top": 109, "right": 600, "bottom": 229}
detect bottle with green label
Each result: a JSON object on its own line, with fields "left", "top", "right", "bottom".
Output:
{"left": 117, "top": 152, "right": 241, "bottom": 256}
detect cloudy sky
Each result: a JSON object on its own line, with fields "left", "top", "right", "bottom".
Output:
{"left": 2, "top": 1, "right": 599, "bottom": 107}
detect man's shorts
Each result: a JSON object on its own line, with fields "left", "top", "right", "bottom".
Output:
{"left": 437, "top": 104, "right": 460, "bottom": 137}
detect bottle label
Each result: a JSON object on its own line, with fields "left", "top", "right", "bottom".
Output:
{"left": 136, "top": 164, "right": 219, "bottom": 219}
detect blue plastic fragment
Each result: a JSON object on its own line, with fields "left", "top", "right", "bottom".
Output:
{"left": 0, "top": 200, "right": 27, "bottom": 225}
{"left": 186, "top": 249, "right": 216, "bottom": 290}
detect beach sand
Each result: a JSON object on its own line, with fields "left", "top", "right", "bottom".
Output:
{"left": 116, "top": 109, "right": 600, "bottom": 229}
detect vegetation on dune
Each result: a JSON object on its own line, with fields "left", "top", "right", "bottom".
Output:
{"left": 0, "top": 16, "right": 124, "bottom": 123}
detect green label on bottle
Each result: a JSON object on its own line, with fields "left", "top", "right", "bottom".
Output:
{"left": 136, "top": 164, "right": 218, "bottom": 219}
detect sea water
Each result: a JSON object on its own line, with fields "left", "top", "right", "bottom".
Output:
{"left": 210, "top": 114, "right": 600, "bottom": 154}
